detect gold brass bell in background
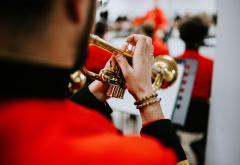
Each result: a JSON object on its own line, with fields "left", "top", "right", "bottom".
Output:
{"left": 152, "top": 55, "right": 178, "bottom": 91}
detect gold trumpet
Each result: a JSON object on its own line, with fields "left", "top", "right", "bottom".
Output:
{"left": 69, "top": 34, "right": 178, "bottom": 98}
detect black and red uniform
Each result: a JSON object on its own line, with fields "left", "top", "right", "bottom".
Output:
{"left": 0, "top": 59, "right": 186, "bottom": 165}
{"left": 85, "top": 45, "right": 112, "bottom": 74}
{"left": 177, "top": 50, "right": 214, "bottom": 132}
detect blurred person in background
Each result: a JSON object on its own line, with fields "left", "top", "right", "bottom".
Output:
{"left": 99, "top": 10, "right": 109, "bottom": 24}
{"left": 133, "top": 0, "right": 168, "bottom": 45}
{"left": 0, "top": 0, "right": 188, "bottom": 165}
{"left": 133, "top": 0, "right": 168, "bottom": 31}
{"left": 95, "top": 22, "right": 108, "bottom": 38}
{"left": 114, "top": 16, "right": 133, "bottom": 37}
{"left": 132, "top": 22, "right": 169, "bottom": 56}
{"left": 163, "top": 15, "right": 182, "bottom": 42}
{"left": 176, "top": 15, "right": 213, "bottom": 165}
{"left": 132, "top": 0, "right": 169, "bottom": 56}
{"left": 141, "top": 22, "right": 169, "bottom": 56}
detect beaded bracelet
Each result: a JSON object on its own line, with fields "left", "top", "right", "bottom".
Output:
{"left": 134, "top": 92, "right": 158, "bottom": 105}
{"left": 136, "top": 97, "right": 161, "bottom": 109}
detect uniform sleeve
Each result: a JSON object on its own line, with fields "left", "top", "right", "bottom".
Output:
{"left": 71, "top": 88, "right": 187, "bottom": 163}
{"left": 70, "top": 87, "right": 112, "bottom": 120}
{"left": 141, "top": 119, "right": 187, "bottom": 162}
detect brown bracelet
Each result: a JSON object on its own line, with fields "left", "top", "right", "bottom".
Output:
{"left": 136, "top": 97, "right": 161, "bottom": 109}
{"left": 134, "top": 92, "right": 158, "bottom": 105}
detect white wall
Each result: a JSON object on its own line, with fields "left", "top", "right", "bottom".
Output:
{"left": 206, "top": 0, "right": 240, "bottom": 164}
{"left": 103, "top": 0, "right": 217, "bottom": 21}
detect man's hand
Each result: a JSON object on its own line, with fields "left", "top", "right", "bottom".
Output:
{"left": 114, "top": 34, "right": 155, "bottom": 100}
{"left": 114, "top": 34, "right": 165, "bottom": 124}
{"left": 89, "top": 34, "right": 165, "bottom": 124}
{"left": 89, "top": 34, "right": 154, "bottom": 102}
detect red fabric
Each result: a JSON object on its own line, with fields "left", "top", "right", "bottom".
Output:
{"left": 177, "top": 50, "right": 214, "bottom": 101}
{"left": 133, "top": 8, "right": 168, "bottom": 30}
{"left": 153, "top": 37, "right": 169, "bottom": 56}
{"left": 0, "top": 99, "right": 176, "bottom": 165}
{"left": 85, "top": 45, "right": 112, "bottom": 73}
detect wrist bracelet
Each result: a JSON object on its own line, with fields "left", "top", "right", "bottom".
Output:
{"left": 134, "top": 92, "right": 158, "bottom": 105}
{"left": 136, "top": 97, "right": 161, "bottom": 109}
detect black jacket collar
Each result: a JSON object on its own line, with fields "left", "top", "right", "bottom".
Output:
{"left": 0, "top": 59, "right": 71, "bottom": 99}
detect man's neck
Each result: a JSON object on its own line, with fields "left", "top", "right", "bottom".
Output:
{"left": 0, "top": 27, "right": 76, "bottom": 69}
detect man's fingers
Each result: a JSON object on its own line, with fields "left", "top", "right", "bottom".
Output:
{"left": 146, "top": 37, "right": 153, "bottom": 55}
{"left": 127, "top": 34, "right": 152, "bottom": 58}
{"left": 114, "top": 54, "right": 133, "bottom": 79}
{"left": 126, "top": 34, "right": 147, "bottom": 46}
{"left": 126, "top": 34, "right": 138, "bottom": 45}
{"left": 104, "top": 56, "right": 116, "bottom": 69}
{"left": 120, "top": 42, "right": 128, "bottom": 51}
{"left": 146, "top": 38, "right": 154, "bottom": 64}
{"left": 136, "top": 38, "right": 147, "bottom": 56}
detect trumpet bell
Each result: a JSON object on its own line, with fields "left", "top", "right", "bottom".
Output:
{"left": 152, "top": 55, "right": 178, "bottom": 90}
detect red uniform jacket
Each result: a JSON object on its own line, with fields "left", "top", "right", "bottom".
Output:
{"left": 0, "top": 99, "right": 176, "bottom": 165}
{"left": 85, "top": 45, "right": 112, "bottom": 73}
{"left": 133, "top": 8, "right": 168, "bottom": 30}
{"left": 177, "top": 50, "right": 214, "bottom": 101}
{"left": 0, "top": 60, "right": 187, "bottom": 165}
{"left": 153, "top": 37, "right": 169, "bottom": 56}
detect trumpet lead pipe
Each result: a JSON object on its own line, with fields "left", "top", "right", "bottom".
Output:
{"left": 89, "top": 34, "right": 133, "bottom": 58}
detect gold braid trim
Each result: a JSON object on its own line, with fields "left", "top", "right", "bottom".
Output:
{"left": 177, "top": 160, "right": 190, "bottom": 165}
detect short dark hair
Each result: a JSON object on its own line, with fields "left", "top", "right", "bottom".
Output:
{"left": 115, "top": 16, "right": 128, "bottom": 23}
{"left": 0, "top": 0, "right": 53, "bottom": 33}
{"left": 142, "top": 23, "right": 154, "bottom": 38}
{"left": 179, "top": 16, "right": 209, "bottom": 49}
{"left": 95, "top": 21, "right": 107, "bottom": 38}
{"left": 212, "top": 14, "right": 218, "bottom": 25}
{"left": 100, "top": 11, "right": 108, "bottom": 21}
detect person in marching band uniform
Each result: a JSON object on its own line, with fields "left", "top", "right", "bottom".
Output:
{"left": 177, "top": 15, "right": 214, "bottom": 165}
{"left": 0, "top": 0, "right": 187, "bottom": 164}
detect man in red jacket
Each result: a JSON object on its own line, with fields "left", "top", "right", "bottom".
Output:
{"left": 0, "top": 0, "right": 187, "bottom": 164}
{"left": 177, "top": 15, "right": 213, "bottom": 165}
{"left": 177, "top": 16, "right": 213, "bottom": 132}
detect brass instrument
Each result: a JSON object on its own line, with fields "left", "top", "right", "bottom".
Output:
{"left": 70, "top": 34, "right": 178, "bottom": 98}
{"left": 68, "top": 70, "right": 87, "bottom": 94}
{"left": 152, "top": 56, "right": 178, "bottom": 91}
{"left": 89, "top": 34, "right": 133, "bottom": 58}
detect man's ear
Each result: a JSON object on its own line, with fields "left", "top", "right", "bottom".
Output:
{"left": 65, "top": 0, "right": 81, "bottom": 23}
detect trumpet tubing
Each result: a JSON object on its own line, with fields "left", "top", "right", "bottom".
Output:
{"left": 69, "top": 34, "right": 178, "bottom": 98}
{"left": 89, "top": 34, "right": 133, "bottom": 58}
